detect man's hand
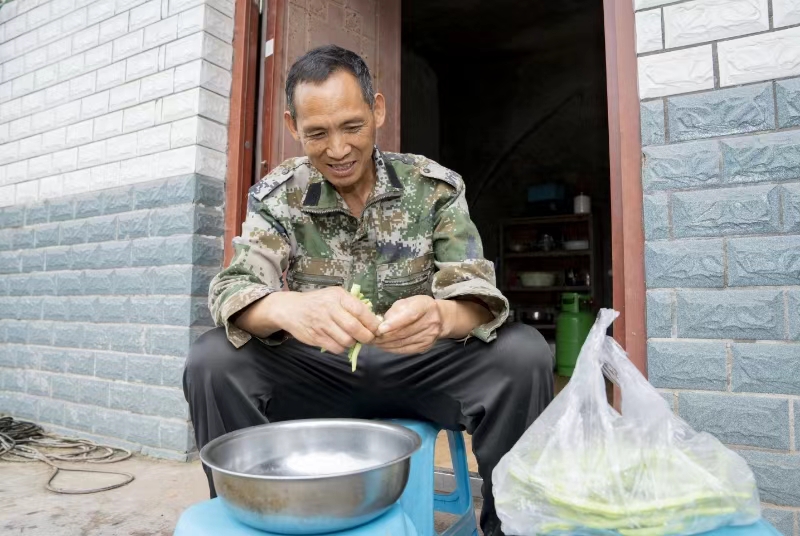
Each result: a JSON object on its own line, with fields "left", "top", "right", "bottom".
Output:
{"left": 236, "top": 287, "right": 382, "bottom": 354}
{"left": 373, "top": 295, "right": 445, "bottom": 355}
{"left": 374, "top": 297, "right": 494, "bottom": 355}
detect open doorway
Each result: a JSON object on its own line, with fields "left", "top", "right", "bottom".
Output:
{"left": 402, "top": 0, "right": 613, "bottom": 369}
{"left": 400, "top": 0, "right": 614, "bottom": 477}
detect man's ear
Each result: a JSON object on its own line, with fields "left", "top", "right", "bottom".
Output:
{"left": 373, "top": 93, "right": 386, "bottom": 129}
{"left": 284, "top": 111, "right": 300, "bottom": 141}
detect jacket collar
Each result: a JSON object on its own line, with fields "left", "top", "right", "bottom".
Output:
{"left": 301, "top": 147, "right": 403, "bottom": 214}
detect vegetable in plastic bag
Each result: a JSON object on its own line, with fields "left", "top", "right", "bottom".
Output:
{"left": 493, "top": 309, "right": 760, "bottom": 536}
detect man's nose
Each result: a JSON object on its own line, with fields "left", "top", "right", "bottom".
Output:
{"left": 326, "top": 132, "right": 351, "bottom": 160}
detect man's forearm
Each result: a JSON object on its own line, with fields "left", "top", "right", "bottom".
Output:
{"left": 437, "top": 299, "right": 494, "bottom": 340}
{"left": 233, "top": 292, "right": 292, "bottom": 338}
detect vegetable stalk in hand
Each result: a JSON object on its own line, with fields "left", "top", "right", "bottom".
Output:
{"left": 321, "top": 284, "right": 382, "bottom": 372}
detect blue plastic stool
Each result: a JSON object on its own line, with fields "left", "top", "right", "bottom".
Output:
{"left": 700, "top": 520, "right": 782, "bottom": 535}
{"left": 174, "top": 420, "right": 478, "bottom": 536}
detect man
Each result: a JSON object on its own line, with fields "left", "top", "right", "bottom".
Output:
{"left": 184, "top": 45, "right": 553, "bottom": 536}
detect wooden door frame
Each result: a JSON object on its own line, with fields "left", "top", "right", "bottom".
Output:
{"left": 603, "top": 0, "right": 647, "bottom": 374}
{"left": 224, "top": 0, "right": 647, "bottom": 373}
{"left": 224, "top": 0, "right": 260, "bottom": 264}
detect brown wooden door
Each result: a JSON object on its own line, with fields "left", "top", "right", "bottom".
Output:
{"left": 259, "top": 0, "right": 401, "bottom": 176}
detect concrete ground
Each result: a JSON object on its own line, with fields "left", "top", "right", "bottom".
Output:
{"left": 1, "top": 456, "right": 482, "bottom": 535}
{"left": 2, "top": 456, "right": 208, "bottom": 536}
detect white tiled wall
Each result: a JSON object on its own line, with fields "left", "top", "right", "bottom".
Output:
{"left": 718, "top": 26, "right": 800, "bottom": 86}
{"left": 663, "top": 0, "right": 769, "bottom": 48}
{"left": 772, "top": 0, "right": 800, "bottom": 27}
{"left": 636, "top": 0, "right": 800, "bottom": 99}
{"left": 0, "top": 0, "right": 234, "bottom": 207}
{"left": 635, "top": 9, "right": 664, "bottom": 53}
{"left": 638, "top": 45, "right": 715, "bottom": 99}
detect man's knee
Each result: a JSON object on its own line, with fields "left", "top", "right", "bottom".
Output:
{"left": 490, "top": 323, "right": 553, "bottom": 379}
{"left": 185, "top": 327, "right": 241, "bottom": 381}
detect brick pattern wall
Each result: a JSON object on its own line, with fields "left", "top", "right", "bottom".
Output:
{"left": 636, "top": 0, "right": 800, "bottom": 533}
{"left": 0, "top": 0, "right": 234, "bottom": 459}
{"left": 0, "top": 0, "right": 233, "bottom": 204}
{"left": 0, "top": 174, "right": 223, "bottom": 459}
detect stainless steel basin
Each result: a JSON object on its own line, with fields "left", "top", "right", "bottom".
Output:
{"left": 199, "top": 419, "right": 422, "bottom": 534}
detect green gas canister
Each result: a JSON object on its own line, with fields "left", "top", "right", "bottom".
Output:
{"left": 555, "top": 293, "right": 594, "bottom": 377}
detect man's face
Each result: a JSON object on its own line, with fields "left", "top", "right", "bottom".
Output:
{"left": 285, "top": 70, "right": 385, "bottom": 190}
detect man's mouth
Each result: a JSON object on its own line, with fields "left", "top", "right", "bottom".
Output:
{"left": 327, "top": 161, "right": 356, "bottom": 177}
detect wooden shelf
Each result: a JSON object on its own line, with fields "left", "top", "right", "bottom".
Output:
{"left": 499, "top": 213, "right": 598, "bottom": 321}
{"left": 506, "top": 286, "right": 591, "bottom": 293}
{"left": 505, "top": 250, "right": 591, "bottom": 259}
{"left": 502, "top": 214, "right": 591, "bottom": 226}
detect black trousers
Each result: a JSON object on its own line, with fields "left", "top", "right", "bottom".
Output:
{"left": 183, "top": 323, "right": 553, "bottom": 536}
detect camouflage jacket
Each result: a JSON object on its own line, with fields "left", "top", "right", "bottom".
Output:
{"left": 209, "top": 148, "right": 509, "bottom": 348}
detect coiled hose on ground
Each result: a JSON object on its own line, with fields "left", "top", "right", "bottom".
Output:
{"left": 0, "top": 415, "right": 135, "bottom": 494}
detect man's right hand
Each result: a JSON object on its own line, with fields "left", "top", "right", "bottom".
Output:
{"left": 236, "top": 287, "right": 381, "bottom": 354}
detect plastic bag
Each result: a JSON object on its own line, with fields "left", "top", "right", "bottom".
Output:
{"left": 493, "top": 309, "right": 760, "bottom": 536}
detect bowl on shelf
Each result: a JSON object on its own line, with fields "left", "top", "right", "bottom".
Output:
{"left": 521, "top": 308, "right": 554, "bottom": 324}
{"left": 563, "top": 240, "right": 589, "bottom": 251}
{"left": 507, "top": 241, "right": 528, "bottom": 253}
{"left": 518, "top": 271, "right": 557, "bottom": 288}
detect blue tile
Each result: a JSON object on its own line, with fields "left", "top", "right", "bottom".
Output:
{"left": 643, "top": 194, "right": 670, "bottom": 240}
{"left": 668, "top": 84, "right": 774, "bottom": 142}
{"left": 0, "top": 207, "right": 24, "bottom": 229}
{"left": 85, "top": 215, "right": 118, "bottom": 243}
{"left": 641, "top": 100, "right": 665, "bottom": 146}
{"left": 145, "top": 327, "right": 192, "bottom": 357}
{"left": 126, "top": 413, "right": 161, "bottom": 447}
{"left": 142, "top": 385, "right": 189, "bottom": 419}
{"left": 673, "top": 185, "right": 781, "bottom": 238}
{"left": 646, "top": 290, "right": 674, "bottom": 338}
{"left": 776, "top": 76, "right": 800, "bottom": 128}
{"left": 195, "top": 207, "right": 224, "bottom": 236}
{"left": 35, "top": 224, "right": 60, "bottom": 248}
{"left": 118, "top": 211, "right": 150, "bottom": 240}
{"left": 648, "top": 340, "right": 727, "bottom": 390}
{"left": 127, "top": 354, "right": 163, "bottom": 385}
{"left": 737, "top": 450, "right": 800, "bottom": 507}
{"left": 49, "top": 199, "right": 75, "bottom": 222}
{"left": 761, "top": 508, "right": 794, "bottom": 536}
{"left": 784, "top": 184, "right": 800, "bottom": 233}
{"left": 679, "top": 392, "right": 789, "bottom": 449}
{"left": 728, "top": 236, "right": 800, "bottom": 286}
{"left": 733, "top": 342, "right": 800, "bottom": 395}
{"left": 113, "top": 268, "right": 152, "bottom": 295}
{"left": 159, "top": 419, "right": 192, "bottom": 451}
{"left": 95, "top": 352, "right": 127, "bottom": 381}
{"left": 133, "top": 175, "right": 196, "bottom": 210}
{"left": 148, "top": 206, "right": 195, "bottom": 237}
{"left": 645, "top": 239, "right": 723, "bottom": 288}
{"left": 677, "top": 289, "right": 783, "bottom": 340}
{"left": 789, "top": 292, "right": 800, "bottom": 341}
{"left": 25, "top": 204, "right": 50, "bottom": 226}
{"left": 722, "top": 130, "right": 800, "bottom": 185}
{"left": 643, "top": 141, "right": 720, "bottom": 191}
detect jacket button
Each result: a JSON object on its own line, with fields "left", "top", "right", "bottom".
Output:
{"left": 423, "top": 168, "right": 430, "bottom": 173}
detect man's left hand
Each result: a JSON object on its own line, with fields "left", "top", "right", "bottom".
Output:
{"left": 373, "top": 295, "right": 445, "bottom": 355}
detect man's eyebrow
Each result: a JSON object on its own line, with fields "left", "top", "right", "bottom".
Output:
{"left": 339, "top": 120, "right": 366, "bottom": 130}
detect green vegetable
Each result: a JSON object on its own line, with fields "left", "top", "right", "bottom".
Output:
{"left": 320, "top": 284, "right": 383, "bottom": 372}
{"left": 496, "top": 446, "right": 759, "bottom": 535}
